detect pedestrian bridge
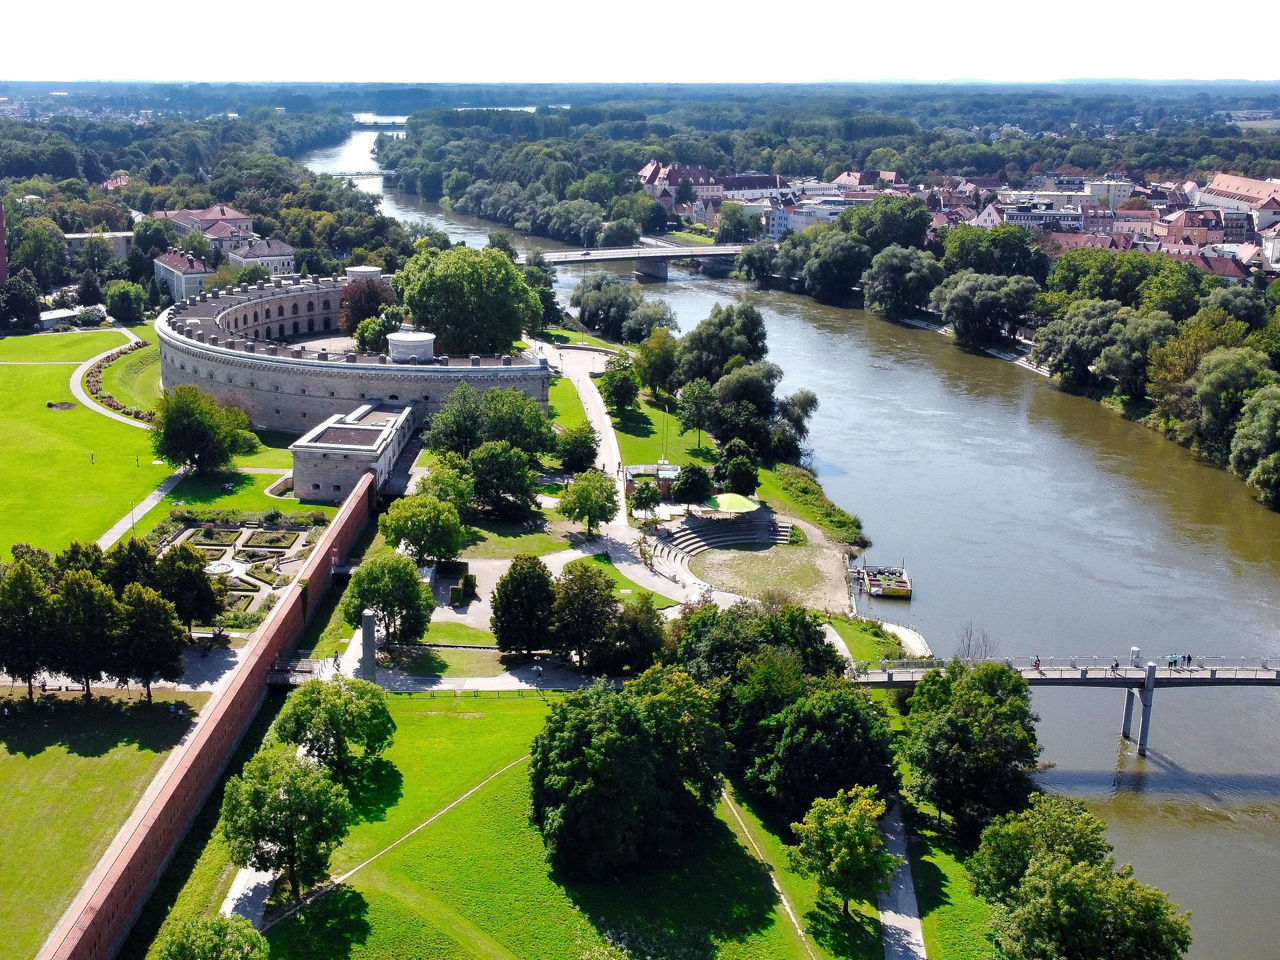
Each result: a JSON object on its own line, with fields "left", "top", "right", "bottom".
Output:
{"left": 852, "top": 655, "right": 1280, "bottom": 756}
{"left": 516, "top": 244, "right": 745, "bottom": 279}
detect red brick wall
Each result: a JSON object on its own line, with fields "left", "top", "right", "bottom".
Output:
{"left": 38, "top": 473, "right": 376, "bottom": 960}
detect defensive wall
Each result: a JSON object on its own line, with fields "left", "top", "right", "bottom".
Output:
{"left": 156, "top": 274, "right": 551, "bottom": 433}
{"left": 38, "top": 473, "right": 377, "bottom": 960}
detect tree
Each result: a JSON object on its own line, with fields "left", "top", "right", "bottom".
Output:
{"left": 425, "top": 382, "right": 484, "bottom": 457}
{"left": 274, "top": 676, "right": 396, "bottom": 779}
{"left": 528, "top": 670, "right": 725, "bottom": 880}
{"left": 716, "top": 202, "right": 764, "bottom": 243}
{"left": 676, "top": 304, "right": 768, "bottom": 384}
{"left": 0, "top": 560, "right": 51, "bottom": 699}
{"left": 467, "top": 440, "right": 537, "bottom": 515}
{"left": 153, "top": 384, "right": 248, "bottom": 474}
{"left": 861, "top": 244, "right": 944, "bottom": 316}
{"left": 1096, "top": 310, "right": 1177, "bottom": 398}
{"left": 723, "top": 456, "right": 759, "bottom": 495}
{"left": 929, "top": 271, "right": 1039, "bottom": 347}
{"left": 598, "top": 353, "right": 640, "bottom": 413}
{"left": 1148, "top": 308, "right": 1249, "bottom": 413}
{"left": 178, "top": 232, "right": 216, "bottom": 266}
{"left": 353, "top": 306, "right": 405, "bottom": 354}
{"left": 485, "top": 231, "right": 518, "bottom": 261}
{"left": 941, "top": 224, "right": 1049, "bottom": 283}
{"left": 116, "top": 583, "right": 186, "bottom": 701}
{"left": 490, "top": 554, "right": 556, "bottom": 655}
{"left": 341, "top": 553, "right": 433, "bottom": 647}
{"left": 903, "top": 661, "right": 1039, "bottom": 835}
{"left": 746, "top": 682, "right": 897, "bottom": 823}
{"left": 737, "top": 240, "right": 778, "bottom": 287}
{"left": 378, "top": 494, "right": 464, "bottom": 565}
{"left": 397, "top": 245, "right": 539, "bottom": 355}
{"left": 635, "top": 326, "right": 679, "bottom": 397}
{"left": 672, "top": 463, "right": 713, "bottom": 508}
{"left": 559, "top": 470, "right": 619, "bottom": 536}
{"left": 726, "top": 645, "right": 808, "bottom": 760}
{"left": 1182, "top": 346, "right": 1275, "bottom": 463}
{"left": 416, "top": 451, "right": 474, "bottom": 515}
{"left": 600, "top": 219, "right": 640, "bottom": 247}
{"left": 156, "top": 915, "right": 268, "bottom": 960}
{"left": 156, "top": 542, "right": 226, "bottom": 639}
{"left": 220, "top": 750, "right": 351, "bottom": 902}
{"left": 628, "top": 478, "right": 661, "bottom": 519}
{"left": 557, "top": 421, "right": 600, "bottom": 473}
{"left": 0, "top": 272, "right": 42, "bottom": 328}
{"left": 76, "top": 269, "right": 103, "bottom": 307}
{"left": 11, "top": 216, "right": 66, "bottom": 289}
{"left": 993, "top": 856, "right": 1191, "bottom": 960}
{"left": 677, "top": 378, "right": 718, "bottom": 449}
{"left": 839, "top": 194, "right": 931, "bottom": 253}
{"left": 104, "top": 280, "right": 146, "bottom": 324}
{"left": 234, "top": 265, "right": 271, "bottom": 286}
{"left": 53, "top": 568, "right": 119, "bottom": 698}
{"left": 675, "top": 177, "right": 696, "bottom": 205}
{"left": 969, "top": 793, "right": 1113, "bottom": 906}
{"left": 598, "top": 591, "right": 665, "bottom": 673}
{"left": 1202, "top": 286, "right": 1269, "bottom": 330}
{"left": 54, "top": 540, "right": 104, "bottom": 581}
{"left": 1230, "top": 384, "right": 1280, "bottom": 493}
{"left": 570, "top": 273, "right": 638, "bottom": 340}
{"left": 788, "top": 787, "right": 899, "bottom": 917}
{"left": 621, "top": 299, "right": 677, "bottom": 343}
{"left": 1030, "top": 299, "right": 1125, "bottom": 390}
{"left": 553, "top": 560, "right": 621, "bottom": 667}
{"left": 479, "top": 386, "right": 555, "bottom": 454}
{"left": 802, "top": 230, "right": 871, "bottom": 304}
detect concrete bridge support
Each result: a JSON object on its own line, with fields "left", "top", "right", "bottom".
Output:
{"left": 634, "top": 259, "right": 669, "bottom": 281}
{"left": 1120, "top": 662, "right": 1158, "bottom": 755}
{"left": 1122, "top": 688, "right": 1136, "bottom": 739}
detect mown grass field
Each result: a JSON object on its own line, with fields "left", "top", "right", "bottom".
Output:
{"left": 690, "top": 542, "right": 828, "bottom": 601}
{"left": 0, "top": 691, "right": 208, "bottom": 960}
{"left": 907, "top": 810, "right": 993, "bottom": 960}
{"left": 829, "top": 616, "right": 904, "bottom": 661}
{"left": 0, "top": 358, "right": 169, "bottom": 554}
{"left": 564, "top": 552, "right": 677, "bottom": 608}
{"left": 546, "top": 376, "right": 587, "bottom": 432}
{"left": 100, "top": 338, "right": 162, "bottom": 412}
{"left": 460, "top": 509, "right": 574, "bottom": 560}
{"left": 134, "top": 471, "right": 335, "bottom": 537}
{"left": 264, "top": 695, "right": 871, "bottom": 960}
{"left": 544, "top": 327, "right": 621, "bottom": 352}
{"left": 0, "top": 329, "right": 125, "bottom": 363}
{"left": 612, "top": 392, "right": 714, "bottom": 467}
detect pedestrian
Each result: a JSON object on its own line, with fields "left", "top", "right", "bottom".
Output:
{"left": 90, "top": 452, "right": 95, "bottom": 465}
{"left": 3, "top": 707, "right": 8, "bottom": 720}
{"left": 1112, "top": 658, "right": 1120, "bottom": 674}
{"left": 169, "top": 703, "right": 176, "bottom": 718}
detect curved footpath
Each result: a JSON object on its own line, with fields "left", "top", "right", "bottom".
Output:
{"left": 69, "top": 323, "right": 148, "bottom": 430}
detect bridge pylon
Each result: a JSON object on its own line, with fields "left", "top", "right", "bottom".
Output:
{"left": 1121, "top": 661, "right": 1158, "bottom": 756}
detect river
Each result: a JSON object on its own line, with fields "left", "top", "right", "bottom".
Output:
{"left": 302, "top": 128, "right": 1280, "bottom": 959}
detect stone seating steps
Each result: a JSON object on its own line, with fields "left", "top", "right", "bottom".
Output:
{"left": 660, "top": 517, "right": 793, "bottom": 559}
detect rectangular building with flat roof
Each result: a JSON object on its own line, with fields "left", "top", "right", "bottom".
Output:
{"left": 290, "top": 402, "right": 415, "bottom": 503}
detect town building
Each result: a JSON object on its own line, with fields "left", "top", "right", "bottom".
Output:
{"left": 719, "top": 173, "right": 791, "bottom": 200}
{"left": 971, "top": 202, "right": 1006, "bottom": 229}
{"left": 227, "top": 238, "right": 295, "bottom": 277}
{"left": 1002, "top": 203, "right": 1084, "bottom": 232}
{"left": 152, "top": 204, "right": 254, "bottom": 238}
{"left": 637, "top": 161, "right": 722, "bottom": 201}
{"left": 1197, "top": 173, "right": 1280, "bottom": 231}
{"left": 65, "top": 231, "right": 134, "bottom": 260}
{"left": 1154, "top": 208, "right": 1226, "bottom": 245}
{"left": 154, "top": 249, "right": 214, "bottom": 299}
{"left": 787, "top": 177, "right": 841, "bottom": 198}
{"left": 1112, "top": 209, "right": 1160, "bottom": 236}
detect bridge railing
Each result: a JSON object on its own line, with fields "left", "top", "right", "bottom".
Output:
{"left": 850, "top": 655, "right": 1280, "bottom": 676}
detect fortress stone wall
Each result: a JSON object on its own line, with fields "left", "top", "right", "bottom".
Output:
{"left": 157, "top": 275, "right": 551, "bottom": 433}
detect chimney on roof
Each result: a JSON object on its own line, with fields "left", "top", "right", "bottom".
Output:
{"left": 187, "top": 254, "right": 194, "bottom": 268}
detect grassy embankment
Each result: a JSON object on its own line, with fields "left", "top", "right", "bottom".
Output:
{"left": 0, "top": 331, "right": 170, "bottom": 553}
{"left": 0, "top": 691, "right": 208, "bottom": 960}
{"left": 259, "top": 695, "right": 875, "bottom": 960}
{"left": 99, "top": 338, "right": 161, "bottom": 412}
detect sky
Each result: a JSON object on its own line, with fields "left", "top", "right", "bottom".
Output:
{"left": 4, "top": 0, "right": 1279, "bottom": 84}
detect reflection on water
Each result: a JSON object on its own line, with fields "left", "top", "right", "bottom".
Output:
{"left": 300, "top": 132, "right": 1280, "bottom": 958}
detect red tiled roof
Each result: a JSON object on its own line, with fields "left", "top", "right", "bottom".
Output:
{"left": 155, "top": 250, "right": 212, "bottom": 274}
{"left": 194, "top": 204, "right": 249, "bottom": 222}
{"left": 1202, "top": 173, "right": 1280, "bottom": 207}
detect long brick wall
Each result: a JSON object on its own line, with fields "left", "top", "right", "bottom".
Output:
{"left": 37, "top": 472, "right": 377, "bottom": 960}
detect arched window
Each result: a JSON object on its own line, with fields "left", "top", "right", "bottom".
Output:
{"left": 277, "top": 306, "right": 284, "bottom": 318}
{"left": 322, "top": 300, "right": 330, "bottom": 311}
{"left": 307, "top": 317, "right": 315, "bottom": 333}
{"left": 278, "top": 324, "right": 284, "bottom": 338}
{"left": 322, "top": 317, "right": 330, "bottom": 331}
{"left": 293, "top": 320, "right": 300, "bottom": 335}
{"left": 291, "top": 303, "right": 299, "bottom": 316}
{"left": 306, "top": 301, "right": 314, "bottom": 313}
{"left": 253, "top": 310, "right": 259, "bottom": 322}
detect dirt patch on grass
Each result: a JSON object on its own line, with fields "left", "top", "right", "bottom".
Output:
{"left": 46, "top": 401, "right": 75, "bottom": 411}
{"left": 689, "top": 521, "right": 850, "bottom": 611}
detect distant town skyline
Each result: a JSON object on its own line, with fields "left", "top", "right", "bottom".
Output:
{"left": 5, "top": 0, "right": 1279, "bottom": 85}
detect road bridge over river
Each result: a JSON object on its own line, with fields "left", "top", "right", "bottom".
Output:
{"left": 853, "top": 654, "right": 1280, "bottom": 756}
{"left": 516, "top": 243, "right": 745, "bottom": 280}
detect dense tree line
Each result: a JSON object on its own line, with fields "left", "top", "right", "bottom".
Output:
{"left": 0, "top": 537, "right": 225, "bottom": 700}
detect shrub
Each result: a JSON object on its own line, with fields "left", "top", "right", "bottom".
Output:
{"left": 449, "top": 584, "right": 464, "bottom": 606}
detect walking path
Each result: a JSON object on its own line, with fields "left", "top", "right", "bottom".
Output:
{"left": 878, "top": 802, "right": 928, "bottom": 960}
{"left": 95, "top": 467, "right": 189, "bottom": 550}
{"left": 68, "top": 324, "right": 148, "bottom": 430}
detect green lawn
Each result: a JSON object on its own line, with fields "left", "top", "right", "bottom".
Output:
{"left": 544, "top": 327, "right": 622, "bottom": 352}
{"left": 667, "top": 230, "right": 715, "bottom": 246}
{"left": 135, "top": 471, "right": 335, "bottom": 538}
{"left": 100, "top": 338, "right": 162, "bottom": 412}
{"left": 393, "top": 646, "right": 509, "bottom": 678}
{"left": 0, "top": 329, "right": 126, "bottom": 363}
{"left": 118, "top": 692, "right": 289, "bottom": 960}
{"left": 461, "top": 509, "right": 573, "bottom": 560}
{"left": 0, "top": 691, "right": 208, "bottom": 960}
{"left": 757, "top": 466, "right": 868, "bottom": 547}
{"left": 690, "top": 543, "right": 828, "bottom": 601}
{"left": 907, "top": 810, "right": 993, "bottom": 960}
{"left": 563, "top": 552, "right": 677, "bottom": 608}
{"left": 0, "top": 363, "right": 170, "bottom": 555}
{"left": 830, "top": 616, "right": 904, "bottom": 661}
{"left": 612, "top": 393, "right": 714, "bottom": 467}
{"left": 546, "top": 376, "right": 586, "bottom": 431}
{"left": 234, "top": 430, "right": 297, "bottom": 470}
{"left": 265, "top": 696, "right": 835, "bottom": 960}
{"left": 424, "top": 621, "right": 497, "bottom": 646}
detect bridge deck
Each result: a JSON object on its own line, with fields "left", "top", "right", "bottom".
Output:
{"left": 516, "top": 244, "right": 743, "bottom": 265}
{"left": 852, "top": 662, "right": 1280, "bottom": 689}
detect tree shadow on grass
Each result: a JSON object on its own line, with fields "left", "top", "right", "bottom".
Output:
{"left": 615, "top": 406, "right": 656, "bottom": 439}
{"left": 171, "top": 470, "right": 259, "bottom": 506}
{"left": 0, "top": 694, "right": 194, "bottom": 759}
{"left": 806, "top": 899, "right": 882, "bottom": 960}
{"left": 266, "top": 884, "right": 371, "bottom": 960}
{"left": 559, "top": 817, "right": 778, "bottom": 960}
{"left": 345, "top": 756, "right": 404, "bottom": 825}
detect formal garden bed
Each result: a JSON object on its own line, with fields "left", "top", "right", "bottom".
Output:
{"left": 244, "top": 529, "right": 299, "bottom": 549}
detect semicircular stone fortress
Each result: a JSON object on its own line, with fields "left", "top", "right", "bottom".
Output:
{"left": 157, "top": 270, "right": 551, "bottom": 434}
